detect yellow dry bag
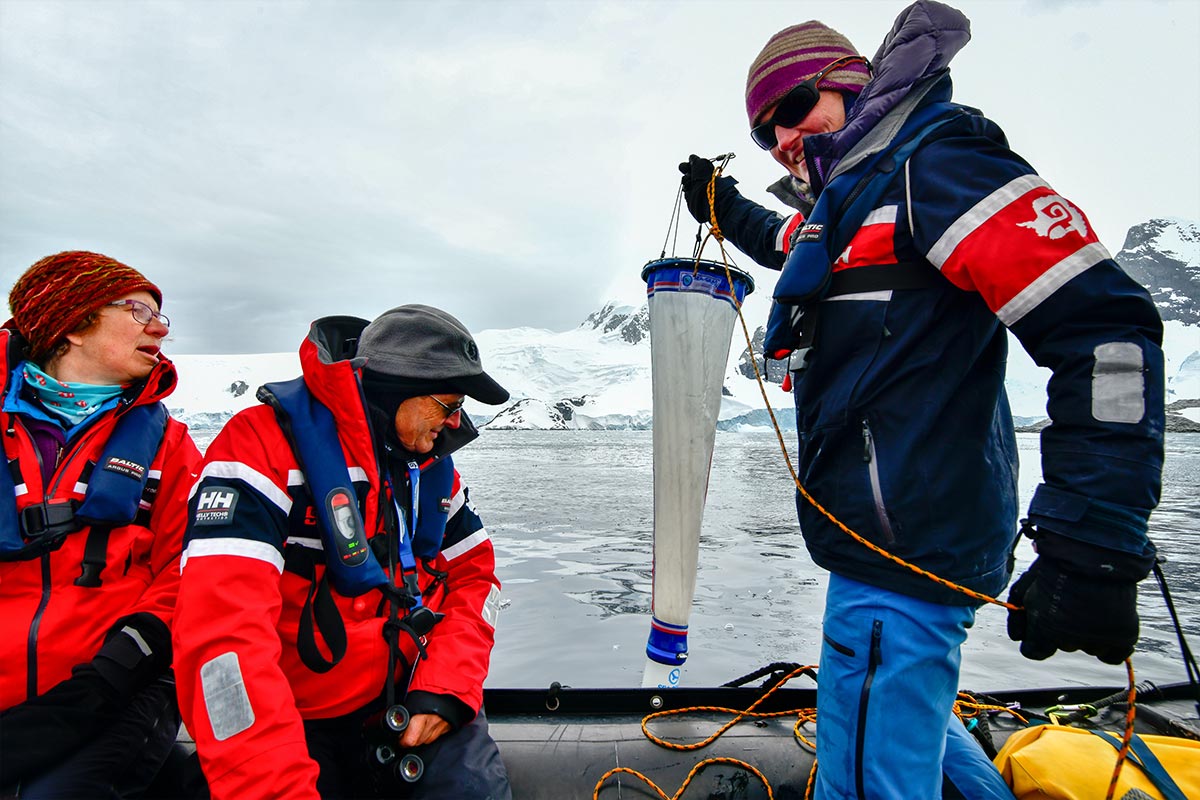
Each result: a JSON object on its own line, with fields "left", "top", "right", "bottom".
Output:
{"left": 994, "top": 723, "right": 1199, "bottom": 800}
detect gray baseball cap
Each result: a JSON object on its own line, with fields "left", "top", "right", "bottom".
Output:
{"left": 356, "top": 304, "right": 509, "bottom": 405}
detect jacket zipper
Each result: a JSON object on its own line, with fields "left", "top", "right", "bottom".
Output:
{"left": 861, "top": 420, "right": 896, "bottom": 544}
{"left": 9, "top": 417, "right": 54, "bottom": 700}
{"left": 15, "top": 413, "right": 109, "bottom": 700}
{"left": 854, "top": 619, "right": 884, "bottom": 799}
{"left": 27, "top": 557, "right": 53, "bottom": 700}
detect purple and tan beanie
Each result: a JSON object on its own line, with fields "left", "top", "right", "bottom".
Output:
{"left": 6, "top": 251, "right": 161, "bottom": 360}
{"left": 745, "top": 21, "right": 871, "bottom": 126}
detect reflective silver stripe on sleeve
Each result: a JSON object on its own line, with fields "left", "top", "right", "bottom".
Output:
{"left": 1092, "top": 342, "right": 1145, "bottom": 424}
{"left": 481, "top": 583, "right": 501, "bottom": 629}
{"left": 200, "top": 652, "right": 256, "bottom": 742}
{"left": 927, "top": 175, "right": 1049, "bottom": 268}
{"left": 995, "top": 242, "right": 1110, "bottom": 326}
{"left": 189, "top": 461, "right": 292, "bottom": 515}
{"left": 180, "top": 538, "right": 285, "bottom": 573}
{"left": 442, "top": 529, "right": 488, "bottom": 561}
{"left": 120, "top": 625, "right": 153, "bottom": 657}
{"left": 447, "top": 486, "right": 466, "bottom": 518}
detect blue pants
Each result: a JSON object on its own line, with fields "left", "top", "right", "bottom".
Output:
{"left": 815, "top": 574, "right": 1015, "bottom": 800}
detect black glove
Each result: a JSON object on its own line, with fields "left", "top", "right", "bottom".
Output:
{"left": 0, "top": 613, "right": 171, "bottom": 784}
{"left": 1006, "top": 531, "right": 1152, "bottom": 665}
{"left": 679, "top": 154, "right": 715, "bottom": 224}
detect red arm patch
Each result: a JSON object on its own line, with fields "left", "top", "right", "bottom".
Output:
{"left": 926, "top": 176, "right": 1111, "bottom": 324}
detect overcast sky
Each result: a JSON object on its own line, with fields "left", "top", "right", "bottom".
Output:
{"left": 2, "top": 0, "right": 1197, "bottom": 354}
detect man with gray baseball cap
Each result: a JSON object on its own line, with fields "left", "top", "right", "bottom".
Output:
{"left": 173, "top": 305, "right": 511, "bottom": 799}
{"left": 357, "top": 305, "right": 508, "bottom": 457}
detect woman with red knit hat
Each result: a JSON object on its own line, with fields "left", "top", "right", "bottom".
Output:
{"left": 0, "top": 251, "right": 201, "bottom": 798}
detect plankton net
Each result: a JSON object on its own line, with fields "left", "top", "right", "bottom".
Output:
{"left": 640, "top": 257, "right": 754, "bottom": 688}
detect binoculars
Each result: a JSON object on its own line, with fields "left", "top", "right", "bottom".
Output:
{"left": 365, "top": 704, "right": 424, "bottom": 784}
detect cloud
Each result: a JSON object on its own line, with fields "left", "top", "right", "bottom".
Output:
{"left": 2, "top": 0, "right": 1197, "bottom": 353}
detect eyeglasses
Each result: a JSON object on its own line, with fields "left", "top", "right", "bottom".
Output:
{"left": 429, "top": 395, "right": 465, "bottom": 419}
{"left": 108, "top": 299, "right": 171, "bottom": 329}
{"left": 750, "top": 56, "right": 869, "bottom": 150}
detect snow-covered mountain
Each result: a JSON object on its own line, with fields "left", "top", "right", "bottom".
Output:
{"left": 1115, "top": 218, "right": 1200, "bottom": 324}
{"left": 169, "top": 219, "right": 1200, "bottom": 434}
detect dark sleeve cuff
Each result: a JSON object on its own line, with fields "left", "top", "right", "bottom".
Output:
{"left": 90, "top": 612, "right": 172, "bottom": 698}
{"left": 1033, "top": 531, "right": 1156, "bottom": 582}
{"left": 1027, "top": 483, "right": 1154, "bottom": 558}
{"left": 404, "top": 690, "right": 475, "bottom": 731}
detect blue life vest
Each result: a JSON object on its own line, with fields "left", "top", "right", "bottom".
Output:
{"left": 763, "top": 100, "right": 967, "bottom": 355}
{"left": 1, "top": 402, "right": 168, "bottom": 561}
{"left": 261, "top": 376, "right": 455, "bottom": 674}
{"left": 260, "top": 377, "right": 455, "bottom": 597}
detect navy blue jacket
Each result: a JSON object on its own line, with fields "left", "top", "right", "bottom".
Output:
{"left": 714, "top": 1, "right": 1164, "bottom": 604}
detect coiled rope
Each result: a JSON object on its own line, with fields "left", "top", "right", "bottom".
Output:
{"left": 591, "top": 666, "right": 1034, "bottom": 799}
{"left": 592, "top": 664, "right": 816, "bottom": 799}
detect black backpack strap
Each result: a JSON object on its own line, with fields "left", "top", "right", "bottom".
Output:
{"left": 286, "top": 545, "right": 348, "bottom": 674}
{"left": 826, "top": 261, "right": 943, "bottom": 297}
{"left": 789, "top": 262, "right": 946, "bottom": 352}
{"left": 74, "top": 524, "right": 114, "bottom": 587}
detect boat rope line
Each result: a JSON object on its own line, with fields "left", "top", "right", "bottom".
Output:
{"left": 593, "top": 757, "right": 774, "bottom": 800}
{"left": 672, "top": 158, "right": 1140, "bottom": 795}
{"left": 592, "top": 664, "right": 815, "bottom": 799}
{"left": 592, "top": 664, "right": 1037, "bottom": 800}
{"left": 640, "top": 665, "right": 819, "bottom": 752}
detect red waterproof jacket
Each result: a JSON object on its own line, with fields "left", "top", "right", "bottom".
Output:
{"left": 173, "top": 320, "right": 503, "bottom": 800}
{"left": 0, "top": 328, "right": 201, "bottom": 711}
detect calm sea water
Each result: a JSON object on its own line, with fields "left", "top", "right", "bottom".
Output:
{"left": 191, "top": 426, "right": 1199, "bottom": 692}
{"left": 455, "top": 430, "right": 1200, "bottom": 692}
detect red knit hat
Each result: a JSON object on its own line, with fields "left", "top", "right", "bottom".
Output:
{"left": 6, "top": 251, "right": 162, "bottom": 361}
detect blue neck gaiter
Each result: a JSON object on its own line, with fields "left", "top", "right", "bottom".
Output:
{"left": 22, "top": 362, "right": 124, "bottom": 426}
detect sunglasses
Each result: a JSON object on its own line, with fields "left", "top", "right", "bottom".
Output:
{"left": 108, "top": 299, "right": 171, "bottom": 329}
{"left": 750, "top": 56, "right": 869, "bottom": 150}
{"left": 429, "top": 395, "right": 465, "bottom": 420}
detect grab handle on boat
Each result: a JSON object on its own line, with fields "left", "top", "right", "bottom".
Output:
{"left": 545, "top": 681, "right": 563, "bottom": 712}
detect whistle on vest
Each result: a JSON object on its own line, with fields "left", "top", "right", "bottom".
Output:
{"left": 404, "top": 606, "right": 443, "bottom": 638}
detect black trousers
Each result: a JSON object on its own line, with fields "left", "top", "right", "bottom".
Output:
{"left": 7, "top": 678, "right": 180, "bottom": 800}
{"left": 306, "top": 706, "right": 511, "bottom": 800}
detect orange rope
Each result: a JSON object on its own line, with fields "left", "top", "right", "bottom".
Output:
{"left": 1104, "top": 659, "right": 1138, "bottom": 800}
{"left": 593, "top": 757, "right": 774, "bottom": 800}
{"left": 639, "top": 665, "right": 819, "bottom": 752}
{"left": 594, "top": 666, "right": 817, "bottom": 799}
{"left": 954, "top": 692, "right": 1028, "bottom": 726}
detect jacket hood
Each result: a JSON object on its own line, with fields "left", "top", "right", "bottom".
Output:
{"left": 804, "top": 0, "right": 971, "bottom": 192}
{"left": 297, "top": 316, "right": 478, "bottom": 469}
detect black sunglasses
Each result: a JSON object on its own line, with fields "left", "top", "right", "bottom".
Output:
{"left": 429, "top": 395, "right": 465, "bottom": 420}
{"left": 750, "top": 56, "right": 869, "bottom": 150}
